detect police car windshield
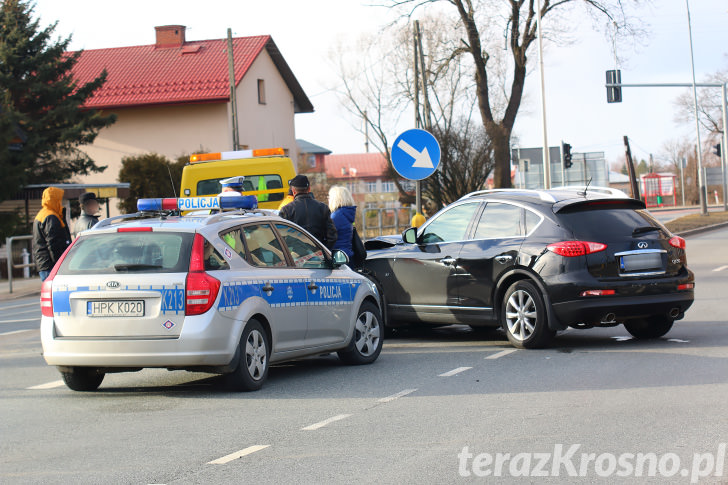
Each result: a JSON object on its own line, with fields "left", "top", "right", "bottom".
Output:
{"left": 60, "top": 232, "right": 193, "bottom": 275}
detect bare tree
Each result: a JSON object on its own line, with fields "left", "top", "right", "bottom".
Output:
{"left": 674, "top": 64, "right": 727, "bottom": 142}
{"left": 387, "top": 0, "right": 645, "bottom": 187}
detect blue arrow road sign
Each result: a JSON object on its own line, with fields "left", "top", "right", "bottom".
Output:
{"left": 391, "top": 129, "right": 441, "bottom": 181}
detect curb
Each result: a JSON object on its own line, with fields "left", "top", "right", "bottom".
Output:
{"left": 677, "top": 221, "right": 728, "bottom": 238}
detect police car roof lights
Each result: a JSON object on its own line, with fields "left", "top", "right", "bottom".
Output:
{"left": 137, "top": 195, "right": 258, "bottom": 212}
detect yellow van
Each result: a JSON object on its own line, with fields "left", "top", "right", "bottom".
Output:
{"left": 180, "top": 148, "right": 296, "bottom": 210}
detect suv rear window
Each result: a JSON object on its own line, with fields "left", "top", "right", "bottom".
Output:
{"left": 59, "top": 232, "right": 193, "bottom": 274}
{"left": 558, "top": 205, "right": 665, "bottom": 240}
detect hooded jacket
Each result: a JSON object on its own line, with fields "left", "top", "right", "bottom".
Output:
{"left": 33, "top": 187, "right": 71, "bottom": 272}
{"left": 331, "top": 205, "right": 357, "bottom": 258}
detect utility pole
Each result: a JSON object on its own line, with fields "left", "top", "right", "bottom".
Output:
{"left": 680, "top": 157, "right": 686, "bottom": 206}
{"left": 536, "top": 0, "right": 551, "bottom": 189}
{"left": 722, "top": 83, "right": 728, "bottom": 211}
{"left": 226, "top": 28, "right": 240, "bottom": 151}
{"left": 623, "top": 136, "right": 640, "bottom": 199}
{"left": 685, "top": 0, "right": 707, "bottom": 215}
{"left": 649, "top": 153, "right": 654, "bottom": 173}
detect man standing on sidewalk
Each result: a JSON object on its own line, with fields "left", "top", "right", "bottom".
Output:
{"left": 72, "top": 192, "right": 100, "bottom": 238}
{"left": 33, "top": 187, "right": 71, "bottom": 281}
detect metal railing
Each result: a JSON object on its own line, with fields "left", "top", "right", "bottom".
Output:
{"left": 5, "top": 235, "right": 35, "bottom": 294}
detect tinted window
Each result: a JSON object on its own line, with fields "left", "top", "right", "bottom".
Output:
{"left": 474, "top": 202, "right": 524, "bottom": 239}
{"left": 60, "top": 232, "right": 192, "bottom": 274}
{"left": 559, "top": 207, "right": 665, "bottom": 240}
{"left": 420, "top": 202, "right": 480, "bottom": 244}
{"left": 275, "top": 224, "right": 328, "bottom": 269}
{"left": 242, "top": 224, "right": 287, "bottom": 267}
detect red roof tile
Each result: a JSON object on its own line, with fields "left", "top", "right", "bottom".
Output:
{"left": 70, "top": 36, "right": 313, "bottom": 112}
{"left": 324, "top": 153, "right": 389, "bottom": 179}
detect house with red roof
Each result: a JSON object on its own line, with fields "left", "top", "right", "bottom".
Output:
{"left": 71, "top": 25, "right": 313, "bottom": 211}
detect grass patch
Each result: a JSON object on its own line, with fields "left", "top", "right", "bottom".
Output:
{"left": 665, "top": 210, "right": 728, "bottom": 233}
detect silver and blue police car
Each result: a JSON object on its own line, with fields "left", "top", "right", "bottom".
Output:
{"left": 40, "top": 195, "right": 383, "bottom": 392}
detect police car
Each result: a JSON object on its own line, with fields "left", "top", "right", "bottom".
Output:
{"left": 40, "top": 195, "right": 383, "bottom": 392}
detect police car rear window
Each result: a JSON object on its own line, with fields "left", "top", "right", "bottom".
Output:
{"left": 59, "top": 232, "right": 193, "bottom": 274}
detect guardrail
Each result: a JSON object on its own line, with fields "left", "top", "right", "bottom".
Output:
{"left": 5, "top": 235, "right": 35, "bottom": 294}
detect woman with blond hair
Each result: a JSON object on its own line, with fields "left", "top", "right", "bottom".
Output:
{"left": 328, "top": 185, "right": 363, "bottom": 267}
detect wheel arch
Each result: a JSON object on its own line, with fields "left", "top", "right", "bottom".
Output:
{"left": 494, "top": 268, "right": 567, "bottom": 331}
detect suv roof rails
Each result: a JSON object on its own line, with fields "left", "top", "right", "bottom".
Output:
{"left": 459, "top": 189, "right": 557, "bottom": 203}
{"left": 550, "top": 185, "right": 630, "bottom": 198}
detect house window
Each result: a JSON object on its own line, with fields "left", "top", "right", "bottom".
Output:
{"left": 366, "top": 181, "right": 378, "bottom": 193}
{"left": 307, "top": 155, "right": 316, "bottom": 168}
{"left": 347, "top": 182, "right": 357, "bottom": 194}
{"left": 382, "top": 181, "right": 396, "bottom": 193}
{"left": 257, "top": 79, "right": 266, "bottom": 105}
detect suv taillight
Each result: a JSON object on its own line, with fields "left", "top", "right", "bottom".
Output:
{"left": 40, "top": 240, "right": 77, "bottom": 317}
{"left": 546, "top": 241, "right": 607, "bottom": 257}
{"left": 669, "top": 236, "right": 686, "bottom": 249}
{"left": 185, "top": 234, "right": 220, "bottom": 316}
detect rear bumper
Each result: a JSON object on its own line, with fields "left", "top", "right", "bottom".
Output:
{"left": 40, "top": 314, "right": 243, "bottom": 368}
{"left": 552, "top": 291, "right": 694, "bottom": 326}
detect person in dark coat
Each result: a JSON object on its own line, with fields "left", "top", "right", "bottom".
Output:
{"left": 278, "top": 175, "right": 337, "bottom": 250}
{"left": 33, "top": 187, "right": 71, "bottom": 281}
{"left": 72, "top": 192, "right": 100, "bottom": 238}
{"left": 328, "top": 185, "right": 357, "bottom": 259}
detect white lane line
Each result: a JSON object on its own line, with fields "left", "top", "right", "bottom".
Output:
{"left": 0, "top": 329, "right": 34, "bottom": 337}
{"left": 27, "top": 380, "right": 65, "bottom": 390}
{"left": 667, "top": 338, "right": 690, "bottom": 343}
{"left": 207, "top": 445, "right": 270, "bottom": 465}
{"left": 0, "top": 302, "right": 38, "bottom": 310}
{"left": 301, "top": 414, "right": 352, "bottom": 431}
{"left": 612, "top": 336, "right": 632, "bottom": 342}
{"left": 0, "top": 318, "right": 40, "bottom": 324}
{"left": 485, "top": 349, "right": 518, "bottom": 360}
{"left": 438, "top": 366, "right": 473, "bottom": 377}
{"left": 377, "top": 388, "right": 417, "bottom": 403}
{"left": 713, "top": 265, "right": 728, "bottom": 272}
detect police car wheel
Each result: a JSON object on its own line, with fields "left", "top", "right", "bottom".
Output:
{"left": 225, "top": 319, "right": 269, "bottom": 392}
{"left": 338, "top": 301, "right": 383, "bottom": 365}
{"left": 60, "top": 367, "right": 105, "bottom": 392}
{"left": 501, "top": 280, "right": 554, "bottom": 349}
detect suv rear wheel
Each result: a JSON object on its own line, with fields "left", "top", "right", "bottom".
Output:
{"left": 624, "top": 316, "right": 674, "bottom": 339}
{"left": 225, "top": 319, "right": 269, "bottom": 391}
{"left": 501, "top": 280, "right": 554, "bottom": 349}
{"left": 61, "top": 367, "right": 105, "bottom": 392}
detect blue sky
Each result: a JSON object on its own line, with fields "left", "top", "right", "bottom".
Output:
{"left": 33, "top": 0, "right": 728, "bottom": 166}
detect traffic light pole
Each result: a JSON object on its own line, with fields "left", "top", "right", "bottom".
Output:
{"left": 606, "top": 81, "right": 728, "bottom": 214}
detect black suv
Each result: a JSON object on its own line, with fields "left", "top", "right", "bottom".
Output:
{"left": 362, "top": 188, "right": 694, "bottom": 348}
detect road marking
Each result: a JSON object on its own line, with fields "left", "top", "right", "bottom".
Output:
{"left": 0, "top": 329, "right": 34, "bottom": 337}
{"left": 377, "top": 388, "right": 417, "bottom": 403}
{"left": 0, "top": 318, "right": 40, "bottom": 324}
{"left": 667, "top": 338, "right": 690, "bottom": 343}
{"left": 485, "top": 349, "right": 518, "bottom": 360}
{"left": 612, "top": 336, "right": 633, "bottom": 342}
{"left": 713, "top": 265, "right": 728, "bottom": 272}
{"left": 301, "top": 414, "right": 352, "bottom": 431}
{"left": 207, "top": 445, "right": 270, "bottom": 465}
{"left": 27, "top": 380, "right": 65, "bottom": 390}
{"left": 438, "top": 366, "right": 472, "bottom": 377}
{"left": 0, "top": 302, "right": 38, "bottom": 310}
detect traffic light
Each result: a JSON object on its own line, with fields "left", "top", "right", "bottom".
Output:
{"left": 606, "top": 69, "right": 622, "bottom": 103}
{"left": 562, "top": 142, "right": 573, "bottom": 169}
{"left": 714, "top": 143, "right": 721, "bottom": 157}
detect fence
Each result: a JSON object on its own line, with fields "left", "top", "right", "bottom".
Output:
{"left": 5, "top": 235, "right": 35, "bottom": 293}
{"left": 360, "top": 207, "right": 416, "bottom": 240}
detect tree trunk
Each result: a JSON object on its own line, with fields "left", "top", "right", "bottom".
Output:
{"left": 489, "top": 125, "right": 513, "bottom": 188}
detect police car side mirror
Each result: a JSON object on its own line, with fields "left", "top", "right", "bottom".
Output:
{"left": 402, "top": 227, "right": 418, "bottom": 244}
{"left": 332, "top": 250, "right": 349, "bottom": 268}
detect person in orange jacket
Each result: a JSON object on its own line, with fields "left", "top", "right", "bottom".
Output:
{"left": 33, "top": 187, "right": 71, "bottom": 281}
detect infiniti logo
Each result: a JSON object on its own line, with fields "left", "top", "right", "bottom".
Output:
{"left": 637, "top": 242, "right": 648, "bottom": 249}
{"left": 106, "top": 281, "right": 121, "bottom": 289}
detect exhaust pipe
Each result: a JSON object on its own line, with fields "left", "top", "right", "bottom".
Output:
{"left": 601, "top": 313, "right": 617, "bottom": 324}
{"left": 669, "top": 308, "right": 681, "bottom": 319}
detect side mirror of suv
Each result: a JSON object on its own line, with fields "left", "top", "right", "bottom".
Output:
{"left": 332, "top": 250, "right": 349, "bottom": 268}
{"left": 402, "top": 227, "right": 418, "bottom": 244}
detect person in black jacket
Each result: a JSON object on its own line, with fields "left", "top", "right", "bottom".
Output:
{"left": 278, "top": 175, "right": 338, "bottom": 250}
{"left": 33, "top": 187, "right": 71, "bottom": 281}
{"left": 72, "top": 192, "right": 100, "bottom": 238}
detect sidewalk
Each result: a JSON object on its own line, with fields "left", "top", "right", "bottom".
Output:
{"left": 0, "top": 277, "right": 42, "bottom": 301}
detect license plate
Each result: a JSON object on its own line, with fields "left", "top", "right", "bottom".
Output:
{"left": 620, "top": 253, "right": 663, "bottom": 272}
{"left": 87, "top": 300, "right": 145, "bottom": 317}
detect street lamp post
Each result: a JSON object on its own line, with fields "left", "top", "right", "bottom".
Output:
{"left": 536, "top": 0, "right": 551, "bottom": 189}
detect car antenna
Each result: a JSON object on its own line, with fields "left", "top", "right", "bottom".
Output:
{"left": 166, "top": 164, "right": 178, "bottom": 198}
{"left": 579, "top": 177, "right": 593, "bottom": 197}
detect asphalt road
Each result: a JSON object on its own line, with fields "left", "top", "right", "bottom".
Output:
{"left": 1, "top": 228, "right": 727, "bottom": 484}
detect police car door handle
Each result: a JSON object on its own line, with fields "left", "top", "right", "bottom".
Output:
{"left": 307, "top": 282, "right": 319, "bottom": 291}
{"left": 262, "top": 283, "right": 275, "bottom": 292}
{"left": 441, "top": 257, "right": 457, "bottom": 266}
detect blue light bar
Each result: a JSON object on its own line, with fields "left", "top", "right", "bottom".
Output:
{"left": 137, "top": 196, "right": 258, "bottom": 212}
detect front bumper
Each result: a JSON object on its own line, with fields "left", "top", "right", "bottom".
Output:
{"left": 40, "top": 314, "right": 243, "bottom": 368}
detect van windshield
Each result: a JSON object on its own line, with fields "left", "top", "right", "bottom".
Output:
{"left": 197, "top": 175, "right": 284, "bottom": 201}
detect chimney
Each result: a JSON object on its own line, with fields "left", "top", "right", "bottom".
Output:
{"left": 155, "top": 25, "right": 186, "bottom": 47}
